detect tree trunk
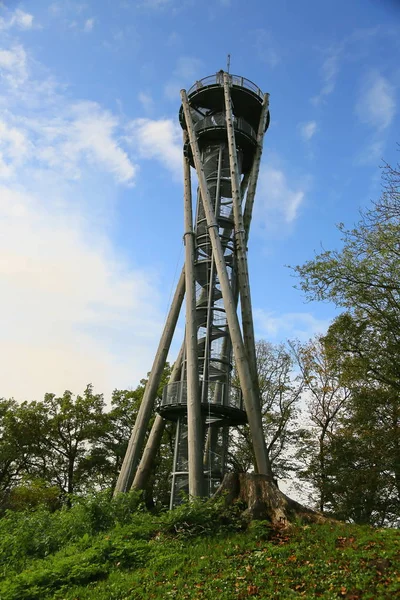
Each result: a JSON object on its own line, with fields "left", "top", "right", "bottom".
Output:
{"left": 215, "top": 473, "right": 335, "bottom": 527}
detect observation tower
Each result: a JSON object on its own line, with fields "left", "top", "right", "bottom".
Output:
{"left": 115, "top": 71, "right": 272, "bottom": 507}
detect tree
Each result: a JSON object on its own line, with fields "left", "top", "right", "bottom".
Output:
{"left": 320, "top": 386, "right": 400, "bottom": 526}
{"left": 294, "top": 159, "right": 400, "bottom": 524}
{"left": 0, "top": 399, "right": 46, "bottom": 508}
{"left": 320, "top": 318, "right": 400, "bottom": 525}
{"left": 230, "top": 340, "right": 304, "bottom": 481}
{"left": 294, "top": 160, "right": 400, "bottom": 393}
{"left": 100, "top": 364, "right": 173, "bottom": 506}
{"left": 25, "top": 385, "right": 107, "bottom": 498}
{"left": 290, "top": 336, "right": 351, "bottom": 512}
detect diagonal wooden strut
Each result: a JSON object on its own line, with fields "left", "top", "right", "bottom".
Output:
{"left": 223, "top": 72, "right": 260, "bottom": 407}
{"left": 132, "top": 343, "right": 184, "bottom": 491}
{"left": 183, "top": 130, "right": 204, "bottom": 498}
{"left": 114, "top": 267, "right": 185, "bottom": 495}
{"left": 181, "top": 89, "right": 272, "bottom": 478}
{"left": 243, "top": 93, "right": 270, "bottom": 244}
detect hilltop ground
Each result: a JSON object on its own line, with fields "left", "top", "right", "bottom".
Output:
{"left": 0, "top": 493, "right": 398, "bottom": 599}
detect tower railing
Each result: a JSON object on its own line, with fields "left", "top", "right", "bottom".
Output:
{"left": 160, "top": 380, "right": 244, "bottom": 412}
{"left": 188, "top": 73, "right": 263, "bottom": 99}
{"left": 194, "top": 114, "right": 257, "bottom": 144}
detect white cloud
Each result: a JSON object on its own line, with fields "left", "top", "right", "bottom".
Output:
{"left": 18, "top": 102, "right": 137, "bottom": 184}
{"left": 312, "top": 51, "right": 339, "bottom": 105}
{"left": 255, "top": 309, "right": 330, "bottom": 342}
{"left": 299, "top": 121, "right": 317, "bottom": 141}
{"left": 0, "top": 8, "right": 34, "bottom": 30}
{"left": 0, "top": 41, "right": 160, "bottom": 402}
{"left": 60, "top": 102, "right": 136, "bottom": 183}
{"left": 0, "top": 120, "right": 30, "bottom": 178}
{"left": 164, "top": 56, "right": 203, "bottom": 100}
{"left": 355, "top": 72, "right": 396, "bottom": 131}
{"left": 0, "top": 45, "right": 28, "bottom": 87}
{"left": 0, "top": 185, "right": 161, "bottom": 402}
{"left": 126, "top": 118, "right": 182, "bottom": 178}
{"left": 83, "top": 17, "right": 94, "bottom": 32}
{"left": 255, "top": 163, "right": 307, "bottom": 229}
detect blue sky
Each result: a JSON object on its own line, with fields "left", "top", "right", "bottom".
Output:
{"left": 0, "top": 0, "right": 399, "bottom": 402}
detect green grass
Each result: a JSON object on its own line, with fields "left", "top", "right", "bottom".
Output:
{"left": 0, "top": 494, "right": 398, "bottom": 599}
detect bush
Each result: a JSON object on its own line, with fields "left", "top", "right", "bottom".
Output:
{"left": 4, "top": 480, "right": 61, "bottom": 513}
{"left": 159, "top": 496, "right": 245, "bottom": 538}
{"left": 0, "top": 490, "right": 147, "bottom": 575}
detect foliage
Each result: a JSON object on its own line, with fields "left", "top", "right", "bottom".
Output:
{"left": 231, "top": 340, "right": 304, "bottom": 479}
{"left": 293, "top": 160, "right": 400, "bottom": 394}
{"left": 158, "top": 495, "right": 246, "bottom": 538}
{"left": 0, "top": 495, "right": 398, "bottom": 599}
{"left": 0, "top": 365, "right": 173, "bottom": 507}
{"left": 290, "top": 336, "right": 351, "bottom": 512}
{"left": 293, "top": 159, "right": 400, "bottom": 525}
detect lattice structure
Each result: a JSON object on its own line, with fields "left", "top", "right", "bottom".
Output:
{"left": 114, "top": 71, "right": 271, "bottom": 507}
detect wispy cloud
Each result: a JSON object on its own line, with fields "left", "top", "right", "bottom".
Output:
{"left": 11, "top": 102, "right": 137, "bottom": 185}
{"left": 0, "top": 119, "right": 30, "bottom": 178}
{"left": 0, "top": 44, "right": 28, "bottom": 87}
{"left": 312, "top": 51, "right": 340, "bottom": 105}
{"left": 83, "top": 17, "right": 95, "bottom": 32}
{"left": 0, "top": 185, "right": 162, "bottom": 402}
{"left": 355, "top": 71, "right": 396, "bottom": 131}
{"left": 354, "top": 71, "right": 396, "bottom": 165}
{"left": 164, "top": 56, "right": 203, "bottom": 100}
{"left": 255, "top": 309, "right": 330, "bottom": 342}
{"left": 0, "top": 8, "right": 34, "bottom": 30}
{"left": 0, "top": 42, "right": 161, "bottom": 401}
{"left": 255, "top": 162, "right": 308, "bottom": 231}
{"left": 299, "top": 121, "right": 317, "bottom": 141}
{"left": 311, "top": 26, "right": 395, "bottom": 107}
{"left": 125, "top": 118, "right": 182, "bottom": 178}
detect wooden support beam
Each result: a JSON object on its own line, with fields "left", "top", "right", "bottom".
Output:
{"left": 183, "top": 132, "right": 204, "bottom": 498}
{"left": 132, "top": 344, "right": 184, "bottom": 491}
{"left": 114, "top": 267, "right": 185, "bottom": 495}
{"left": 243, "top": 93, "right": 270, "bottom": 245}
{"left": 181, "top": 89, "right": 272, "bottom": 478}
{"left": 223, "top": 72, "right": 260, "bottom": 406}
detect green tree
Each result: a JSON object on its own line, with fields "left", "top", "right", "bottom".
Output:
{"left": 230, "top": 340, "right": 304, "bottom": 481}
{"left": 294, "top": 159, "right": 400, "bottom": 523}
{"left": 99, "top": 364, "right": 173, "bottom": 506}
{"left": 24, "top": 385, "right": 107, "bottom": 498}
{"left": 321, "top": 386, "right": 399, "bottom": 526}
{"left": 290, "top": 336, "right": 351, "bottom": 512}
{"left": 294, "top": 160, "right": 400, "bottom": 393}
{"left": 0, "top": 399, "right": 47, "bottom": 507}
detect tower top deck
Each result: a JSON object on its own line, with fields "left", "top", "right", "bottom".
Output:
{"left": 179, "top": 71, "right": 270, "bottom": 134}
{"left": 188, "top": 72, "right": 264, "bottom": 99}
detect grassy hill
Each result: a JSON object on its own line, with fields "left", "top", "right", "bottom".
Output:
{"left": 0, "top": 492, "right": 398, "bottom": 599}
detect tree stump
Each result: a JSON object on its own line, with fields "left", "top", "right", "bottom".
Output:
{"left": 215, "top": 473, "right": 332, "bottom": 527}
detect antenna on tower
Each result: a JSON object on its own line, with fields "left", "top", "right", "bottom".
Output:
{"left": 227, "top": 54, "right": 231, "bottom": 73}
